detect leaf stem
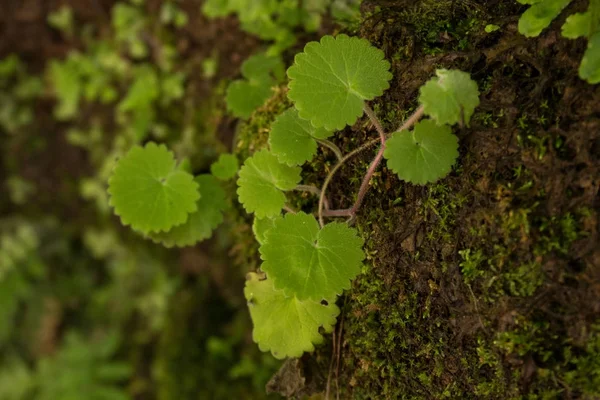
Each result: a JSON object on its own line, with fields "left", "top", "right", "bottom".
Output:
{"left": 321, "top": 208, "right": 352, "bottom": 217}
{"left": 295, "top": 184, "right": 329, "bottom": 210}
{"left": 317, "top": 105, "right": 425, "bottom": 227}
{"left": 316, "top": 139, "right": 344, "bottom": 161}
{"left": 349, "top": 145, "right": 386, "bottom": 216}
{"left": 283, "top": 204, "right": 298, "bottom": 214}
{"left": 363, "top": 104, "right": 386, "bottom": 142}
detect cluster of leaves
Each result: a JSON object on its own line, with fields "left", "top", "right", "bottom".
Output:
{"left": 48, "top": 1, "right": 187, "bottom": 138}
{"left": 108, "top": 143, "right": 233, "bottom": 247}
{"left": 0, "top": 55, "right": 43, "bottom": 134}
{"left": 245, "top": 213, "right": 364, "bottom": 358}
{"left": 1, "top": 1, "right": 280, "bottom": 398}
{"left": 0, "top": 331, "right": 131, "bottom": 400}
{"left": 0, "top": 221, "right": 44, "bottom": 343}
{"left": 232, "top": 34, "right": 479, "bottom": 358}
{"left": 517, "top": 0, "right": 600, "bottom": 83}
{"left": 202, "top": 0, "right": 360, "bottom": 55}
{"left": 209, "top": 0, "right": 363, "bottom": 119}
{"left": 108, "top": 33, "right": 479, "bottom": 360}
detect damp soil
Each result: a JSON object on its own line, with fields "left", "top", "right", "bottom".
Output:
{"left": 234, "top": 1, "right": 600, "bottom": 398}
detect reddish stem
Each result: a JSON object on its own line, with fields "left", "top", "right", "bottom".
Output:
{"left": 349, "top": 144, "right": 385, "bottom": 215}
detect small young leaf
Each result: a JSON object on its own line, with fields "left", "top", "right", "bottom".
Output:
{"left": 418, "top": 69, "right": 480, "bottom": 126}
{"left": 210, "top": 153, "right": 239, "bottom": 180}
{"left": 108, "top": 142, "right": 199, "bottom": 234}
{"left": 384, "top": 120, "right": 459, "bottom": 185}
{"left": 237, "top": 149, "right": 301, "bottom": 218}
{"left": 260, "top": 212, "right": 364, "bottom": 301}
{"left": 287, "top": 34, "right": 392, "bottom": 130}
{"left": 269, "top": 108, "right": 333, "bottom": 166}
{"left": 149, "top": 175, "right": 226, "bottom": 247}
{"left": 580, "top": 32, "right": 600, "bottom": 84}
{"left": 244, "top": 273, "right": 339, "bottom": 359}
{"left": 253, "top": 217, "right": 277, "bottom": 246}
{"left": 517, "top": 0, "right": 572, "bottom": 37}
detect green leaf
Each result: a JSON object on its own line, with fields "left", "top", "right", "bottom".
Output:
{"left": 202, "top": 0, "right": 235, "bottom": 18}
{"left": 210, "top": 153, "right": 239, "bottom": 180}
{"left": 485, "top": 24, "right": 501, "bottom": 33}
{"left": 108, "top": 142, "right": 199, "bottom": 234}
{"left": 269, "top": 108, "right": 333, "bottom": 165}
{"left": 226, "top": 79, "right": 273, "bottom": 119}
{"left": 260, "top": 212, "right": 364, "bottom": 301}
{"left": 47, "top": 5, "right": 74, "bottom": 35}
{"left": 48, "top": 59, "right": 81, "bottom": 120}
{"left": 418, "top": 69, "right": 480, "bottom": 126}
{"left": 253, "top": 217, "right": 277, "bottom": 245}
{"left": 562, "top": 12, "right": 592, "bottom": 39}
{"left": 149, "top": 175, "right": 226, "bottom": 247}
{"left": 226, "top": 53, "right": 284, "bottom": 119}
{"left": 241, "top": 53, "right": 285, "bottom": 82}
{"left": 244, "top": 273, "right": 339, "bottom": 359}
{"left": 237, "top": 149, "right": 301, "bottom": 218}
{"left": 287, "top": 34, "right": 392, "bottom": 130}
{"left": 580, "top": 32, "right": 600, "bottom": 84}
{"left": 384, "top": 120, "right": 459, "bottom": 185}
{"left": 118, "top": 66, "right": 159, "bottom": 112}
{"left": 517, "top": 0, "right": 572, "bottom": 37}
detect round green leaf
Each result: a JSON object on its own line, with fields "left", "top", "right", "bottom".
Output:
{"left": 269, "top": 108, "right": 333, "bottom": 166}
{"left": 210, "top": 153, "right": 239, "bottom": 180}
{"left": 384, "top": 120, "right": 459, "bottom": 185}
{"left": 260, "top": 212, "right": 364, "bottom": 301}
{"left": 241, "top": 53, "right": 285, "bottom": 82}
{"left": 108, "top": 142, "right": 199, "bottom": 234}
{"left": 237, "top": 149, "right": 301, "bottom": 218}
{"left": 149, "top": 175, "right": 226, "bottom": 247}
{"left": 287, "top": 34, "right": 392, "bottom": 130}
{"left": 244, "top": 273, "right": 339, "bottom": 359}
{"left": 226, "top": 78, "right": 273, "bottom": 119}
{"left": 418, "top": 69, "right": 480, "bottom": 126}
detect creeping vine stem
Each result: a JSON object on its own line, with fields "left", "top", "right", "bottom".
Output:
{"left": 317, "top": 105, "right": 425, "bottom": 227}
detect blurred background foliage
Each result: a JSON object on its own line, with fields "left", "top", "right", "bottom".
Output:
{"left": 0, "top": 0, "right": 360, "bottom": 398}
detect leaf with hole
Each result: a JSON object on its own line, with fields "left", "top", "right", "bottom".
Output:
{"left": 210, "top": 153, "right": 239, "bottom": 180}
{"left": 418, "top": 69, "right": 480, "bottom": 126}
{"left": 244, "top": 273, "right": 339, "bottom": 359}
{"left": 384, "top": 119, "right": 459, "bottom": 185}
{"left": 108, "top": 142, "right": 199, "bottom": 234}
{"left": 237, "top": 149, "right": 301, "bottom": 218}
{"left": 260, "top": 212, "right": 364, "bottom": 301}
{"left": 149, "top": 175, "right": 226, "bottom": 247}
{"left": 269, "top": 108, "right": 333, "bottom": 165}
{"left": 287, "top": 34, "right": 392, "bottom": 130}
